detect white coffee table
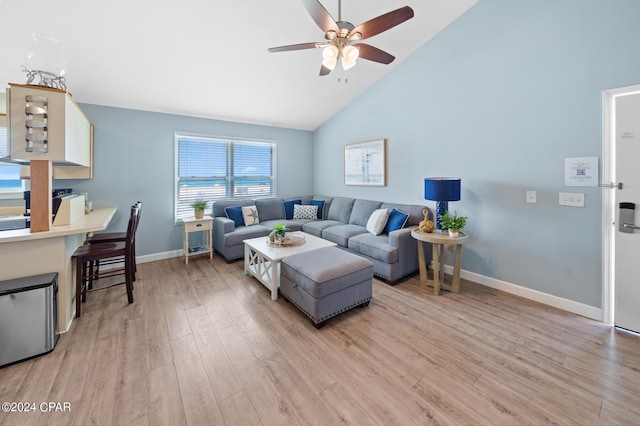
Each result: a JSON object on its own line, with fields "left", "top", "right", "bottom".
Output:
{"left": 244, "top": 231, "right": 337, "bottom": 300}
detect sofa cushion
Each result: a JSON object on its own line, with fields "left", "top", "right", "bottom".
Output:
{"left": 293, "top": 204, "right": 318, "bottom": 220}
{"left": 302, "top": 220, "right": 344, "bottom": 238}
{"left": 383, "top": 208, "right": 410, "bottom": 234}
{"left": 225, "top": 206, "right": 245, "bottom": 227}
{"left": 310, "top": 199, "right": 325, "bottom": 219}
{"left": 366, "top": 208, "right": 389, "bottom": 235}
{"left": 322, "top": 224, "right": 368, "bottom": 247}
{"left": 283, "top": 199, "right": 301, "bottom": 220}
{"left": 255, "top": 197, "right": 285, "bottom": 222}
{"left": 349, "top": 199, "right": 383, "bottom": 226}
{"left": 242, "top": 205, "right": 260, "bottom": 226}
{"left": 348, "top": 233, "right": 398, "bottom": 263}
{"left": 224, "top": 225, "right": 270, "bottom": 246}
{"left": 260, "top": 219, "right": 303, "bottom": 232}
{"left": 327, "top": 197, "right": 355, "bottom": 223}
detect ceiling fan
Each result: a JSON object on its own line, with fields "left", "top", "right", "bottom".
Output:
{"left": 268, "top": 0, "right": 414, "bottom": 76}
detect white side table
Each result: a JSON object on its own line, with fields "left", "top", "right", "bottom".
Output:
{"left": 411, "top": 229, "right": 468, "bottom": 295}
{"left": 182, "top": 216, "right": 213, "bottom": 264}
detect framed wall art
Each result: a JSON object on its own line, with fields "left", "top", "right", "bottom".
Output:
{"left": 344, "top": 139, "right": 387, "bottom": 186}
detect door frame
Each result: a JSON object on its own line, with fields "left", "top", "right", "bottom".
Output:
{"left": 602, "top": 84, "right": 640, "bottom": 325}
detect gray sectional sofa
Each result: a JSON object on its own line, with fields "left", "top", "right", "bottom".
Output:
{"left": 212, "top": 195, "right": 432, "bottom": 282}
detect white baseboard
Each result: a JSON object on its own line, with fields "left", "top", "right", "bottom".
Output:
{"left": 137, "top": 249, "right": 183, "bottom": 264}
{"left": 442, "top": 265, "right": 603, "bottom": 321}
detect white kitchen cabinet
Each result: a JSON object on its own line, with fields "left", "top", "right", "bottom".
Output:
{"left": 7, "top": 84, "right": 92, "bottom": 174}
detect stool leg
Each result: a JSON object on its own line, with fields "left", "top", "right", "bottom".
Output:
{"left": 75, "top": 257, "right": 83, "bottom": 318}
{"left": 82, "top": 261, "right": 89, "bottom": 303}
{"left": 91, "top": 260, "right": 100, "bottom": 289}
{"left": 87, "top": 261, "right": 94, "bottom": 291}
{"left": 125, "top": 257, "right": 134, "bottom": 304}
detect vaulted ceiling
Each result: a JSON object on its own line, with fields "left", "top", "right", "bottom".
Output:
{"left": 0, "top": 0, "right": 477, "bottom": 130}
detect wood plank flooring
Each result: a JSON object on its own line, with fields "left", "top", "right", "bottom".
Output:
{"left": 1, "top": 255, "right": 640, "bottom": 425}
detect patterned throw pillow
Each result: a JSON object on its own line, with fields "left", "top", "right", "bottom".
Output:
{"left": 366, "top": 208, "right": 389, "bottom": 236}
{"left": 293, "top": 204, "right": 318, "bottom": 220}
{"left": 241, "top": 205, "right": 260, "bottom": 226}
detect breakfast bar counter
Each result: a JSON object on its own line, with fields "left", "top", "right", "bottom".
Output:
{"left": 0, "top": 207, "right": 117, "bottom": 332}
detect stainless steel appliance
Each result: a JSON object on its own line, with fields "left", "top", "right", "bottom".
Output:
{"left": 0, "top": 272, "right": 58, "bottom": 368}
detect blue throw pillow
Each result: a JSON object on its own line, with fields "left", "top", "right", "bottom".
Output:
{"left": 225, "top": 206, "right": 245, "bottom": 227}
{"left": 384, "top": 208, "right": 409, "bottom": 234}
{"left": 310, "top": 199, "right": 325, "bottom": 219}
{"left": 283, "top": 199, "right": 302, "bottom": 220}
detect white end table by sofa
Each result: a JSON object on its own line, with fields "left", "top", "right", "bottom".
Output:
{"left": 244, "top": 231, "right": 336, "bottom": 300}
{"left": 411, "top": 228, "right": 468, "bottom": 295}
{"left": 182, "top": 216, "right": 213, "bottom": 264}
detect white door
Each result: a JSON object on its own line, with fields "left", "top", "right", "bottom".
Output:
{"left": 614, "top": 90, "right": 640, "bottom": 333}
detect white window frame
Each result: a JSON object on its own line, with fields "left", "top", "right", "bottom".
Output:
{"left": 174, "top": 132, "right": 277, "bottom": 223}
{"left": 0, "top": 114, "right": 25, "bottom": 199}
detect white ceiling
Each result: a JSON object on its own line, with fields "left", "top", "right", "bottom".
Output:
{"left": 0, "top": 0, "right": 477, "bottom": 131}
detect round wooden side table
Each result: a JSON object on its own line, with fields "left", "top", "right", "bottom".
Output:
{"left": 411, "top": 229, "right": 469, "bottom": 295}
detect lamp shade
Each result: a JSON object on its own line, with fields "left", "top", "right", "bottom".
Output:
{"left": 424, "top": 177, "right": 461, "bottom": 201}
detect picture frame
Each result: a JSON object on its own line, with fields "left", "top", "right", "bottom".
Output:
{"left": 344, "top": 138, "right": 386, "bottom": 186}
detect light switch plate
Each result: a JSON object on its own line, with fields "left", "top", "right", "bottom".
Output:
{"left": 526, "top": 190, "right": 537, "bottom": 203}
{"left": 559, "top": 192, "right": 585, "bottom": 207}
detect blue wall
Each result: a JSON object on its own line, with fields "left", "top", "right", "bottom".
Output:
{"left": 60, "top": 105, "right": 313, "bottom": 259}
{"left": 312, "top": 0, "right": 640, "bottom": 308}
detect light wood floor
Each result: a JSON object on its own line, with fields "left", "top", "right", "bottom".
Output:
{"left": 2, "top": 255, "right": 640, "bottom": 425}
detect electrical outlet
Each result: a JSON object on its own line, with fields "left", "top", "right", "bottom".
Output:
{"left": 526, "top": 190, "right": 537, "bottom": 203}
{"left": 559, "top": 192, "right": 585, "bottom": 207}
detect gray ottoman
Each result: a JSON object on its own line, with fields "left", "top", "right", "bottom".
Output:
{"left": 280, "top": 247, "right": 373, "bottom": 328}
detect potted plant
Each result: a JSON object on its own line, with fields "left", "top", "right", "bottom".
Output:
{"left": 190, "top": 199, "right": 207, "bottom": 219}
{"left": 438, "top": 210, "right": 467, "bottom": 238}
{"left": 270, "top": 223, "right": 289, "bottom": 243}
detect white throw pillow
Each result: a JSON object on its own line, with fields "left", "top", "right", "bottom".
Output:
{"left": 242, "top": 205, "right": 260, "bottom": 226}
{"left": 366, "top": 208, "right": 390, "bottom": 236}
{"left": 293, "top": 204, "right": 318, "bottom": 220}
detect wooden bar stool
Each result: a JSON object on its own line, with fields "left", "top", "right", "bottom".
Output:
{"left": 73, "top": 204, "right": 138, "bottom": 317}
{"left": 87, "top": 201, "right": 142, "bottom": 280}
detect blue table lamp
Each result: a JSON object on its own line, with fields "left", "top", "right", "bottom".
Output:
{"left": 424, "top": 177, "right": 461, "bottom": 231}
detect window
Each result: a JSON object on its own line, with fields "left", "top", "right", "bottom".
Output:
{"left": 175, "top": 133, "right": 276, "bottom": 221}
{"left": 0, "top": 115, "right": 24, "bottom": 197}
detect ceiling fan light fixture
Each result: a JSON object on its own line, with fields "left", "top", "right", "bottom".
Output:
{"left": 322, "top": 58, "right": 337, "bottom": 70}
{"left": 343, "top": 45, "right": 359, "bottom": 61}
{"left": 341, "top": 57, "right": 356, "bottom": 70}
{"left": 322, "top": 45, "right": 339, "bottom": 70}
{"left": 325, "top": 30, "right": 337, "bottom": 40}
{"left": 322, "top": 45, "right": 339, "bottom": 60}
{"left": 341, "top": 45, "right": 359, "bottom": 70}
{"left": 267, "top": 1, "right": 414, "bottom": 77}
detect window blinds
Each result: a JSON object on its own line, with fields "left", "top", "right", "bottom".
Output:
{"left": 175, "top": 134, "right": 275, "bottom": 221}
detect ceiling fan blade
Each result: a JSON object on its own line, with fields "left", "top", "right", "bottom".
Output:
{"left": 350, "top": 6, "right": 414, "bottom": 40}
{"left": 268, "top": 42, "right": 324, "bottom": 52}
{"left": 319, "top": 64, "right": 333, "bottom": 76}
{"left": 301, "top": 0, "right": 339, "bottom": 33}
{"left": 356, "top": 43, "right": 395, "bottom": 64}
